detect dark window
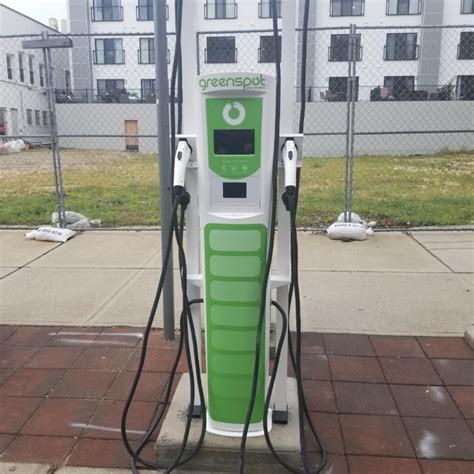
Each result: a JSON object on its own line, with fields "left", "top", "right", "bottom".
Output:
{"left": 457, "top": 75, "right": 474, "bottom": 99}
{"left": 141, "top": 79, "right": 155, "bottom": 100}
{"left": 0, "top": 108, "right": 5, "bottom": 135}
{"left": 386, "top": 0, "right": 421, "bottom": 14}
{"left": 385, "top": 33, "right": 418, "bottom": 60}
{"left": 94, "top": 38, "right": 124, "bottom": 64}
{"left": 384, "top": 76, "right": 415, "bottom": 99}
{"left": 26, "top": 109, "right": 33, "bottom": 125}
{"left": 42, "top": 111, "right": 48, "bottom": 126}
{"left": 28, "top": 55, "right": 34, "bottom": 84}
{"left": 258, "top": 1, "right": 281, "bottom": 18}
{"left": 6, "top": 54, "right": 13, "bottom": 80}
{"left": 204, "top": 1, "right": 237, "bottom": 19}
{"left": 18, "top": 53, "right": 25, "bottom": 82}
{"left": 34, "top": 110, "right": 40, "bottom": 126}
{"left": 259, "top": 35, "right": 281, "bottom": 63}
{"left": 328, "top": 76, "right": 359, "bottom": 101}
{"left": 91, "top": 0, "right": 123, "bottom": 21}
{"left": 330, "top": 0, "right": 364, "bottom": 16}
{"left": 205, "top": 36, "right": 237, "bottom": 63}
{"left": 461, "top": 0, "right": 474, "bottom": 13}
{"left": 39, "top": 64, "right": 45, "bottom": 87}
{"left": 65, "top": 70, "right": 71, "bottom": 90}
{"left": 137, "top": 0, "right": 153, "bottom": 20}
{"left": 138, "top": 38, "right": 155, "bottom": 64}
{"left": 458, "top": 32, "right": 474, "bottom": 59}
{"left": 329, "top": 34, "right": 362, "bottom": 61}
{"left": 97, "top": 79, "right": 125, "bottom": 101}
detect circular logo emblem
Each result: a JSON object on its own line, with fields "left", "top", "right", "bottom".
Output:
{"left": 222, "top": 101, "right": 245, "bottom": 126}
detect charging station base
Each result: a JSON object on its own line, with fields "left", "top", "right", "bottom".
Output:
{"left": 155, "top": 374, "right": 302, "bottom": 472}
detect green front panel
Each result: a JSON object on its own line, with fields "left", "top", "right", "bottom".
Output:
{"left": 204, "top": 223, "right": 267, "bottom": 424}
{"left": 206, "top": 97, "right": 262, "bottom": 180}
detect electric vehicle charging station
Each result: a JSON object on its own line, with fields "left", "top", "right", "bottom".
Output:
{"left": 121, "top": 1, "right": 326, "bottom": 472}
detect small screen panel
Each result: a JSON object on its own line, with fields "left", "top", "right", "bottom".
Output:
{"left": 223, "top": 182, "right": 247, "bottom": 199}
{"left": 214, "top": 129, "right": 255, "bottom": 155}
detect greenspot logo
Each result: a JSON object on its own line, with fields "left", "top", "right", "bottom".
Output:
{"left": 199, "top": 74, "right": 266, "bottom": 92}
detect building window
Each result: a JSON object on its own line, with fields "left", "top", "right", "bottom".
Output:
{"left": 26, "top": 109, "right": 33, "bottom": 125}
{"left": 386, "top": 0, "right": 421, "bottom": 15}
{"left": 329, "top": 34, "right": 362, "bottom": 61}
{"left": 330, "top": 0, "right": 364, "bottom": 16}
{"left": 204, "top": 1, "right": 238, "bottom": 19}
{"left": 259, "top": 36, "right": 281, "bottom": 63}
{"left": 457, "top": 75, "right": 474, "bottom": 99}
{"left": 384, "top": 33, "right": 418, "bottom": 60}
{"left": 18, "top": 53, "right": 25, "bottom": 82}
{"left": 138, "top": 38, "right": 155, "bottom": 64}
{"left": 384, "top": 76, "right": 415, "bottom": 100}
{"left": 39, "top": 64, "right": 45, "bottom": 87}
{"left": 205, "top": 36, "right": 237, "bottom": 63}
{"left": 42, "top": 111, "right": 49, "bottom": 126}
{"left": 28, "top": 55, "right": 35, "bottom": 84}
{"left": 328, "top": 76, "right": 359, "bottom": 101}
{"left": 34, "top": 110, "right": 41, "bottom": 126}
{"left": 0, "top": 108, "right": 5, "bottom": 135}
{"left": 6, "top": 54, "right": 14, "bottom": 80}
{"left": 97, "top": 79, "right": 125, "bottom": 101}
{"left": 91, "top": 0, "right": 123, "bottom": 21}
{"left": 461, "top": 0, "right": 474, "bottom": 13}
{"left": 458, "top": 32, "right": 474, "bottom": 59}
{"left": 258, "top": 1, "right": 281, "bottom": 18}
{"left": 141, "top": 79, "right": 156, "bottom": 100}
{"left": 94, "top": 39, "right": 125, "bottom": 64}
{"left": 65, "top": 70, "right": 71, "bottom": 91}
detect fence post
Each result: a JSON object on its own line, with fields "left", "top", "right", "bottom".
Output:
{"left": 343, "top": 23, "right": 357, "bottom": 222}
{"left": 154, "top": 0, "right": 175, "bottom": 340}
{"left": 42, "top": 31, "right": 66, "bottom": 228}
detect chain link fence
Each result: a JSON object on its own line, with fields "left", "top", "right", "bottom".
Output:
{"left": 1, "top": 26, "right": 473, "bottom": 228}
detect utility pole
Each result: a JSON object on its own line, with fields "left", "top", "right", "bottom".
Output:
{"left": 154, "top": 0, "right": 175, "bottom": 340}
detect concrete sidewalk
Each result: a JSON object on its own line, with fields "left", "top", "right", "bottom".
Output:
{"left": 0, "top": 230, "right": 472, "bottom": 336}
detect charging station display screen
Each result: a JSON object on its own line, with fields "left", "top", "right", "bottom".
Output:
{"left": 214, "top": 129, "right": 255, "bottom": 155}
{"left": 223, "top": 182, "right": 247, "bottom": 198}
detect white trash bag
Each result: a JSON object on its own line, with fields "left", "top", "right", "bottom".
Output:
{"left": 25, "top": 226, "right": 76, "bottom": 243}
{"left": 327, "top": 212, "right": 376, "bottom": 241}
{"left": 52, "top": 211, "right": 101, "bottom": 230}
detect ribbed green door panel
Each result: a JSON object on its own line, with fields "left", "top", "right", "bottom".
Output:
{"left": 204, "top": 223, "right": 267, "bottom": 425}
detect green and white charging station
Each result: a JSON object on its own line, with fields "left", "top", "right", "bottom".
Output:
{"left": 197, "top": 73, "right": 276, "bottom": 436}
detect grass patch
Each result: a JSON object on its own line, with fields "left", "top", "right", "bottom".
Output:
{"left": 1, "top": 149, "right": 473, "bottom": 227}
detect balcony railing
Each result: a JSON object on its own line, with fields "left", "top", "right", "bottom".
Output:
{"left": 258, "top": 47, "right": 281, "bottom": 63}
{"left": 91, "top": 5, "right": 123, "bottom": 21}
{"left": 204, "top": 48, "right": 238, "bottom": 63}
{"left": 328, "top": 45, "right": 363, "bottom": 61}
{"left": 204, "top": 2, "right": 237, "bottom": 19}
{"left": 258, "top": 1, "right": 281, "bottom": 18}
{"left": 137, "top": 49, "right": 154, "bottom": 64}
{"left": 136, "top": 4, "right": 168, "bottom": 20}
{"left": 384, "top": 45, "right": 419, "bottom": 60}
{"left": 93, "top": 49, "right": 125, "bottom": 64}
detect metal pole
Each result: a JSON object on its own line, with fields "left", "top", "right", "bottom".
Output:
{"left": 348, "top": 24, "right": 357, "bottom": 222}
{"left": 343, "top": 24, "right": 356, "bottom": 222}
{"left": 43, "top": 31, "right": 66, "bottom": 228}
{"left": 154, "top": 0, "right": 175, "bottom": 340}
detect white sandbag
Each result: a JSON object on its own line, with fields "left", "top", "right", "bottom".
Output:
{"left": 327, "top": 222, "right": 368, "bottom": 241}
{"left": 0, "top": 139, "right": 25, "bottom": 153}
{"left": 67, "top": 218, "right": 91, "bottom": 230}
{"left": 52, "top": 211, "right": 87, "bottom": 225}
{"left": 25, "top": 226, "right": 76, "bottom": 243}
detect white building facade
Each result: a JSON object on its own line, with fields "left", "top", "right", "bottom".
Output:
{"left": 66, "top": 0, "right": 473, "bottom": 103}
{"left": 0, "top": 5, "right": 71, "bottom": 141}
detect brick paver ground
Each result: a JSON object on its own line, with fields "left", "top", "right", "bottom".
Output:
{"left": 0, "top": 325, "right": 473, "bottom": 473}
